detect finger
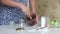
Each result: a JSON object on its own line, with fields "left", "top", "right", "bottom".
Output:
{"left": 36, "top": 15, "right": 39, "bottom": 23}
{"left": 26, "top": 12, "right": 30, "bottom": 17}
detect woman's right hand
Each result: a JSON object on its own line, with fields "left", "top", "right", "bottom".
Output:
{"left": 21, "top": 5, "right": 31, "bottom": 17}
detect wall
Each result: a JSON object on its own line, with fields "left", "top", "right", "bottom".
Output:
{"left": 36, "top": 0, "right": 60, "bottom": 27}
{"left": 36, "top": 0, "right": 48, "bottom": 18}
{"left": 36, "top": 0, "right": 60, "bottom": 20}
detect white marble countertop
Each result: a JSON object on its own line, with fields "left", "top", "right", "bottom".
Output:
{"left": 0, "top": 25, "right": 60, "bottom": 34}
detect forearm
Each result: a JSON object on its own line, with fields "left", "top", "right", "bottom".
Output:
{"left": 0, "top": 0, "right": 1, "bottom": 3}
{"left": 1, "top": 0, "right": 26, "bottom": 8}
{"left": 30, "top": 0, "right": 36, "bottom": 13}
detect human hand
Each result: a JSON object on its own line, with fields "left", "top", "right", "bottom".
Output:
{"left": 31, "top": 13, "right": 38, "bottom": 23}
{"left": 21, "top": 5, "right": 30, "bottom": 17}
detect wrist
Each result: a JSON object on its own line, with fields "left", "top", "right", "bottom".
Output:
{"left": 32, "top": 9, "right": 36, "bottom": 13}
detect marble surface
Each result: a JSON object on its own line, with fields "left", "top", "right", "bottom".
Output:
{"left": 0, "top": 25, "right": 60, "bottom": 34}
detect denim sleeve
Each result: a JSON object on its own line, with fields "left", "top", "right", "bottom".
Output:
{"left": 0, "top": 0, "right": 29, "bottom": 25}
{"left": 15, "top": 0, "right": 29, "bottom": 7}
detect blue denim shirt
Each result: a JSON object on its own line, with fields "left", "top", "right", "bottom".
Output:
{"left": 0, "top": 0, "right": 29, "bottom": 25}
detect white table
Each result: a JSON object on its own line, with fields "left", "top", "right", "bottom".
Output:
{"left": 0, "top": 25, "right": 60, "bottom": 34}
